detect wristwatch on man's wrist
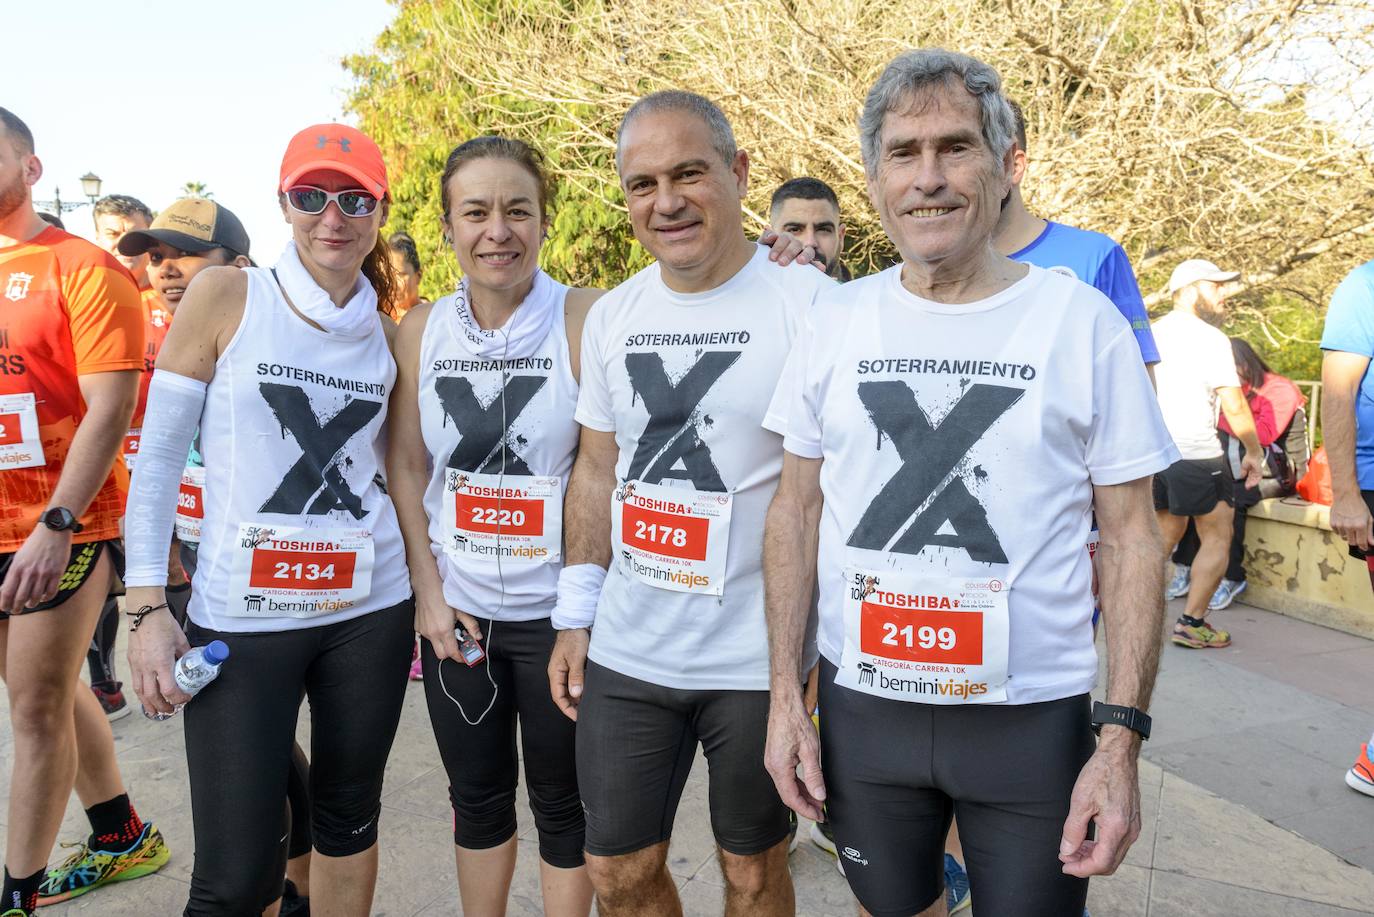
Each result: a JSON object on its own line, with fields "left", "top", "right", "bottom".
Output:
{"left": 1091, "top": 702, "right": 1151, "bottom": 741}
{"left": 41, "top": 507, "right": 84, "bottom": 534}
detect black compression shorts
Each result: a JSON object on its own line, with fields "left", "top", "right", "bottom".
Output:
{"left": 818, "top": 659, "right": 1095, "bottom": 917}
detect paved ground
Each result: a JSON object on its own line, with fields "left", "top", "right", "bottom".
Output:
{"left": 2, "top": 596, "right": 1372, "bottom": 915}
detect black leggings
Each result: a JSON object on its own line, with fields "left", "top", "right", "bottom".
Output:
{"left": 420, "top": 616, "right": 584, "bottom": 869}
{"left": 182, "top": 599, "right": 414, "bottom": 916}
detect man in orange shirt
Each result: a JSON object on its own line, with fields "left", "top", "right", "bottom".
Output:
{"left": 0, "top": 108, "right": 168, "bottom": 917}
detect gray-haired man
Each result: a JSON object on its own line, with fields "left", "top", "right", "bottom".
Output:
{"left": 762, "top": 50, "right": 1176, "bottom": 916}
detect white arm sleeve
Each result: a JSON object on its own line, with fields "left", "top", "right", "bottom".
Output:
{"left": 551, "top": 563, "right": 606, "bottom": 630}
{"left": 124, "top": 371, "right": 207, "bottom": 587}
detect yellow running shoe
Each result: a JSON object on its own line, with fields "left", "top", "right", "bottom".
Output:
{"left": 1172, "top": 617, "right": 1231, "bottom": 649}
{"left": 36, "top": 822, "right": 169, "bottom": 905}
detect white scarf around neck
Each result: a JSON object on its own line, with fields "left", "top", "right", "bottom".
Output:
{"left": 273, "top": 240, "right": 378, "bottom": 340}
{"left": 447, "top": 269, "right": 559, "bottom": 361}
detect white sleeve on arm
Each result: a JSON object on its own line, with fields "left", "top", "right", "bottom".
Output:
{"left": 124, "top": 371, "right": 207, "bottom": 587}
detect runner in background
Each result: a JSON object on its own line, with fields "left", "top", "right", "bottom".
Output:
{"left": 389, "top": 135, "right": 599, "bottom": 917}
{"left": 122, "top": 123, "right": 412, "bottom": 917}
{"left": 387, "top": 231, "right": 425, "bottom": 322}
{"left": 86, "top": 194, "right": 165, "bottom": 720}
{"left": 0, "top": 106, "right": 168, "bottom": 917}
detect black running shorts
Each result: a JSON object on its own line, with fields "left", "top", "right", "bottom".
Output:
{"left": 575, "top": 660, "right": 790, "bottom": 858}
{"left": 0, "top": 539, "right": 112, "bottom": 616}
{"left": 1153, "top": 456, "right": 1233, "bottom": 516}
{"left": 818, "top": 659, "right": 1095, "bottom": 917}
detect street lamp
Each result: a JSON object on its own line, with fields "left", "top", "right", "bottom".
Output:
{"left": 35, "top": 172, "right": 103, "bottom": 215}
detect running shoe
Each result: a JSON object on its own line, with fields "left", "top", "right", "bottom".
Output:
{"left": 1346, "top": 743, "right": 1374, "bottom": 797}
{"left": 1171, "top": 617, "right": 1231, "bottom": 649}
{"left": 2, "top": 909, "right": 33, "bottom": 917}
{"left": 408, "top": 638, "right": 423, "bottom": 681}
{"left": 1207, "top": 578, "right": 1247, "bottom": 611}
{"left": 944, "top": 854, "right": 972, "bottom": 914}
{"left": 280, "top": 879, "right": 310, "bottom": 916}
{"left": 1165, "top": 564, "right": 1191, "bottom": 600}
{"left": 36, "top": 822, "right": 169, "bottom": 905}
{"left": 787, "top": 811, "right": 800, "bottom": 853}
{"left": 90, "top": 682, "right": 131, "bottom": 721}
{"left": 809, "top": 819, "right": 837, "bottom": 856}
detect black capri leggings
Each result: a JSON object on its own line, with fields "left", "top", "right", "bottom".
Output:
{"left": 182, "top": 598, "right": 414, "bottom": 916}
{"left": 420, "top": 615, "right": 584, "bottom": 869}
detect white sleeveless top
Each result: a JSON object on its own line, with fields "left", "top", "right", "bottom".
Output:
{"left": 188, "top": 267, "right": 411, "bottom": 632}
{"left": 417, "top": 282, "right": 579, "bottom": 621}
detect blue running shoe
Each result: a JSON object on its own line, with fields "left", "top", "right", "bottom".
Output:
{"left": 1207, "top": 578, "right": 1247, "bottom": 611}
{"left": 944, "top": 854, "right": 971, "bottom": 913}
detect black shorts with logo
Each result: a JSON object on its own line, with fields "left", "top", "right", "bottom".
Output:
{"left": 818, "top": 659, "right": 1094, "bottom": 917}
{"left": 0, "top": 539, "right": 113, "bottom": 617}
{"left": 575, "top": 660, "right": 790, "bottom": 858}
{"left": 1153, "top": 456, "right": 1234, "bottom": 516}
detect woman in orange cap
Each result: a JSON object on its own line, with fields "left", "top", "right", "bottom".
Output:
{"left": 122, "top": 123, "right": 411, "bottom": 917}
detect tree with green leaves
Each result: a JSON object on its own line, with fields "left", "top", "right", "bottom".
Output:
{"left": 346, "top": 0, "right": 1374, "bottom": 379}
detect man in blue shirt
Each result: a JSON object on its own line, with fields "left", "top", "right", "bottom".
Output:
{"left": 995, "top": 100, "right": 1159, "bottom": 372}
{"left": 1319, "top": 258, "right": 1374, "bottom": 799}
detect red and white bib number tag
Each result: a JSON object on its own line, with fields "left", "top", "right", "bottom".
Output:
{"left": 226, "top": 523, "right": 374, "bottom": 618}
{"left": 611, "top": 479, "right": 731, "bottom": 595}
{"left": 122, "top": 428, "right": 141, "bottom": 469}
{"left": 1086, "top": 528, "right": 1101, "bottom": 607}
{"left": 175, "top": 466, "right": 206, "bottom": 543}
{"left": 836, "top": 567, "right": 1009, "bottom": 704}
{"left": 440, "top": 471, "right": 561, "bottom": 564}
{"left": 0, "top": 393, "right": 45, "bottom": 469}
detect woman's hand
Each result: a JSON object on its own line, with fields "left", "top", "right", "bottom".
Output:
{"left": 126, "top": 586, "right": 193, "bottom": 717}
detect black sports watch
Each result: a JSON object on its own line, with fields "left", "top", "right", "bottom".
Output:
{"left": 41, "top": 507, "right": 84, "bottom": 534}
{"left": 1091, "top": 702, "right": 1151, "bottom": 741}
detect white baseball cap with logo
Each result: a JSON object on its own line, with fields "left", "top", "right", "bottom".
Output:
{"left": 1168, "top": 258, "right": 1240, "bottom": 295}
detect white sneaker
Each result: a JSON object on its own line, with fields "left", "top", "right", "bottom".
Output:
{"left": 1165, "top": 564, "right": 1191, "bottom": 600}
{"left": 809, "top": 820, "right": 836, "bottom": 856}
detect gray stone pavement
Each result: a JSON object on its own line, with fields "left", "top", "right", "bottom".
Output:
{"left": 2, "top": 597, "right": 1372, "bottom": 915}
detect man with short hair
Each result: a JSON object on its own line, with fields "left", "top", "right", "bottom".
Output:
{"left": 0, "top": 107, "right": 167, "bottom": 917}
{"left": 763, "top": 50, "right": 1176, "bottom": 915}
{"left": 769, "top": 177, "right": 849, "bottom": 281}
{"left": 995, "top": 101, "right": 1158, "bottom": 369}
{"left": 92, "top": 195, "right": 154, "bottom": 291}
{"left": 548, "top": 90, "right": 833, "bottom": 916}
{"left": 1153, "top": 260, "right": 1262, "bottom": 650}
{"left": 1317, "top": 258, "right": 1374, "bottom": 797}
{"left": 85, "top": 193, "right": 166, "bottom": 719}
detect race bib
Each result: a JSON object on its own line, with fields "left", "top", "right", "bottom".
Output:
{"left": 835, "top": 567, "right": 1010, "bottom": 704}
{"left": 440, "top": 470, "right": 561, "bottom": 564}
{"left": 611, "top": 479, "right": 731, "bottom": 595}
{"left": 122, "top": 428, "right": 141, "bottom": 469}
{"left": 175, "top": 466, "right": 206, "bottom": 543}
{"left": 226, "top": 523, "right": 374, "bottom": 618}
{"left": 0, "top": 393, "right": 45, "bottom": 469}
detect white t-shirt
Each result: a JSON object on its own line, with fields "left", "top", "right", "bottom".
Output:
{"left": 776, "top": 265, "right": 1178, "bottom": 705}
{"left": 576, "top": 246, "right": 834, "bottom": 690}
{"left": 1151, "top": 310, "right": 1240, "bottom": 461}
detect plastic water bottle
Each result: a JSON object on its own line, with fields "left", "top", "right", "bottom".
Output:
{"left": 143, "top": 640, "right": 230, "bottom": 721}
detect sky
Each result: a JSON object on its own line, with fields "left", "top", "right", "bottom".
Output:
{"left": 9, "top": 0, "right": 397, "bottom": 260}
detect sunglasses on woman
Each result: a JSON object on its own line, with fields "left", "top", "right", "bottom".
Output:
{"left": 285, "top": 186, "right": 380, "bottom": 218}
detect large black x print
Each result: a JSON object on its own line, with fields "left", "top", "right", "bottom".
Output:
{"left": 435, "top": 375, "right": 546, "bottom": 474}
{"left": 258, "top": 383, "right": 382, "bottom": 519}
{"left": 624, "top": 350, "right": 740, "bottom": 489}
{"left": 847, "top": 380, "right": 1024, "bottom": 562}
